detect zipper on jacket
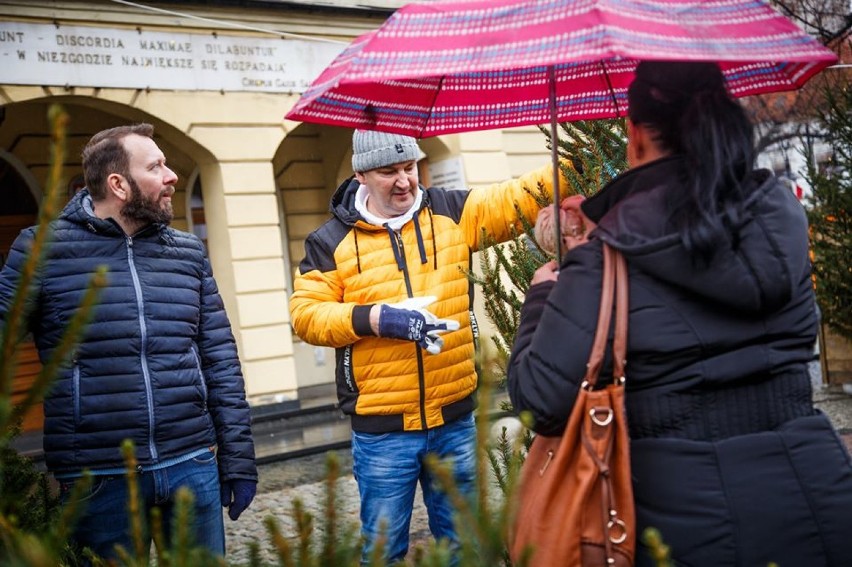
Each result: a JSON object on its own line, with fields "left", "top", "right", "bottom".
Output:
{"left": 191, "top": 345, "right": 209, "bottom": 411}
{"left": 393, "top": 231, "right": 414, "bottom": 297}
{"left": 392, "top": 229, "right": 428, "bottom": 428}
{"left": 126, "top": 236, "right": 158, "bottom": 462}
{"left": 72, "top": 364, "right": 81, "bottom": 425}
{"left": 415, "top": 347, "right": 428, "bottom": 429}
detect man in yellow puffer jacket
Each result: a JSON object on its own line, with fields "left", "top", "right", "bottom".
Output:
{"left": 290, "top": 130, "right": 566, "bottom": 565}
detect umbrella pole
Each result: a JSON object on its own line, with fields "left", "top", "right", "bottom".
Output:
{"left": 548, "top": 65, "right": 563, "bottom": 260}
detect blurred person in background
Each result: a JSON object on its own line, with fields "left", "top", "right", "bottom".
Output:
{"left": 0, "top": 124, "right": 257, "bottom": 562}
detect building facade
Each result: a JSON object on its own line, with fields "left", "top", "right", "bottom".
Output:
{"left": 1, "top": 0, "right": 555, "bottom": 428}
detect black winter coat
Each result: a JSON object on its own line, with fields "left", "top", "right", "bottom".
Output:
{"left": 0, "top": 191, "right": 256, "bottom": 481}
{"left": 508, "top": 157, "right": 852, "bottom": 566}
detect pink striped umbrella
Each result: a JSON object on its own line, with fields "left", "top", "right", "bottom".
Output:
{"left": 286, "top": 0, "right": 837, "bottom": 137}
{"left": 286, "top": 0, "right": 837, "bottom": 257}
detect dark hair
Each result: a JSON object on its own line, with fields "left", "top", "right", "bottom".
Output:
{"left": 627, "top": 61, "right": 754, "bottom": 260}
{"left": 81, "top": 123, "right": 154, "bottom": 200}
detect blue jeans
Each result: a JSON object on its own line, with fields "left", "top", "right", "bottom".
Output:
{"left": 58, "top": 448, "right": 224, "bottom": 563}
{"left": 351, "top": 412, "right": 477, "bottom": 565}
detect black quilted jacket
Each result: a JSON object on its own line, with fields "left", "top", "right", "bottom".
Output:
{"left": 508, "top": 157, "right": 852, "bottom": 566}
{"left": 0, "top": 190, "right": 256, "bottom": 481}
{"left": 509, "top": 156, "right": 819, "bottom": 437}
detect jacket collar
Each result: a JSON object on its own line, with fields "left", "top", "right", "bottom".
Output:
{"left": 580, "top": 155, "right": 685, "bottom": 224}
{"left": 62, "top": 189, "right": 169, "bottom": 242}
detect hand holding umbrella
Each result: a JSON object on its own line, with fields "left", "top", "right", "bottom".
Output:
{"left": 535, "top": 195, "right": 595, "bottom": 256}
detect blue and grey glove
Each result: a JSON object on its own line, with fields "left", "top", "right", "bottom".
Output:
{"left": 378, "top": 296, "right": 460, "bottom": 355}
{"left": 220, "top": 479, "right": 257, "bottom": 521}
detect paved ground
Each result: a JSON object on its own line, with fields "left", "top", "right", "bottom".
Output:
{"left": 224, "top": 451, "right": 425, "bottom": 565}
{"left": 224, "top": 382, "right": 852, "bottom": 565}
{"left": 814, "top": 384, "right": 852, "bottom": 452}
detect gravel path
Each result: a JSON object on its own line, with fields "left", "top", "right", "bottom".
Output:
{"left": 225, "top": 451, "right": 433, "bottom": 565}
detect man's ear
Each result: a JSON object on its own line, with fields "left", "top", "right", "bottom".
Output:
{"left": 106, "top": 173, "right": 128, "bottom": 201}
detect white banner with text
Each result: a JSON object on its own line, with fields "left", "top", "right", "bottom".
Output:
{"left": 0, "top": 22, "right": 343, "bottom": 94}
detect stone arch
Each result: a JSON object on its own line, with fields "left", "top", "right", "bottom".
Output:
{"left": 184, "top": 167, "right": 208, "bottom": 244}
{"left": 0, "top": 95, "right": 219, "bottom": 232}
{"left": 273, "top": 123, "right": 352, "bottom": 395}
{"left": 0, "top": 148, "right": 42, "bottom": 204}
{"left": 274, "top": 123, "right": 352, "bottom": 289}
{"left": 0, "top": 94, "right": 223, "bottom": 431}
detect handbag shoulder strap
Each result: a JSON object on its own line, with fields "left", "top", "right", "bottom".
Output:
{"left": 612, "top": 248, "right": 628, "bottom": 381}
{"left": 583, "top": 243, "right": 629, "bottom": 387}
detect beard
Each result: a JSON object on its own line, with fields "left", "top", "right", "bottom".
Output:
{"left": 121, "top": 175, "right": 174, "bottom": 226}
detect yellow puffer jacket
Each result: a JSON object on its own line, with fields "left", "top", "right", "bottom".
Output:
{"left": 290, "top": 163, "right": 564, "bottom": 432}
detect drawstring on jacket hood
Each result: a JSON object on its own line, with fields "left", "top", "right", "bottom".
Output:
{"left": 331, "top": 177, "right": 435, "bottom": 274}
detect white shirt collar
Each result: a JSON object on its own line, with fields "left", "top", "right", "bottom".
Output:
{"left": 354, "top": 184, "right": 423, "bottom": 231}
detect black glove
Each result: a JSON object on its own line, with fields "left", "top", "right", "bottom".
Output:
{"left": 220, "top": 479, "right": 257, "bottom": 521}
{"left": 378, "top": 296, "right": 459, "bottom": 355}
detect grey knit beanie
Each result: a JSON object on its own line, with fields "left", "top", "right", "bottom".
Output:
{"left": 351, "top": 130, "right": 422, "bottom": 172}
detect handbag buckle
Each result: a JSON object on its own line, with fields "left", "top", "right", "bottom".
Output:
{"left": 608, "top": 515, "right": 628, "bottom": 544}
{"left": 590, "top": 407, "right": 613, "bottom": 427}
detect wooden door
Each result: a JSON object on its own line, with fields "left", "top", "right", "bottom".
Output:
{"left": 1, "top": 213, "right": 43, "bottom": 432}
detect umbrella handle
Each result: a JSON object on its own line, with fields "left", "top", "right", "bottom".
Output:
{"left": 600, "top": 61, "right": 621, "bottom": 118}
{"left": 548, "top": 65, "right": 562, "bottom": 260}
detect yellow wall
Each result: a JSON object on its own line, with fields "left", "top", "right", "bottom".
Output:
{"left": 0, "top": 1, "right": 555, "bottom": 407}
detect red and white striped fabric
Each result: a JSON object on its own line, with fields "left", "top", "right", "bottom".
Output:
{"left": 286, "top": 0, "right": 838, "bottom": 137}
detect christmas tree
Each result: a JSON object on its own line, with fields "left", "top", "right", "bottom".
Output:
{"left": 473, "top": 120, "right": 627, "bottom": 385}
{"left": 805, "top": 75, "right": 852, "bottom": 340}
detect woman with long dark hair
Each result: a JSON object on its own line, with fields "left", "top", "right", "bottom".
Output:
{"left": 508, "top": 61, "right": 852, "bottom": 565}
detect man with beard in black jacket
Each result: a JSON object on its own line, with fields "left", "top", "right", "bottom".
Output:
{"left": 0, "top": 124, "right": 257, "bottom": 563}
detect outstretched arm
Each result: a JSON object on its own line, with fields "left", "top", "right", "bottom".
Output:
{"left": 457, "top": 162, "right": 571, "bottom": 250}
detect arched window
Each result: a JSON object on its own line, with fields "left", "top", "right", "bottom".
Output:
{"left": 186, "top": 172, "right": 207, "bottom": 247}
{"left": 0, "top": 154, "right": 39, "bottom": 268}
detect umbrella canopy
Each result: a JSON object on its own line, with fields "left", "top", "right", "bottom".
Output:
{"left": 285, "top": 0, "right": 838, "bottom": 138}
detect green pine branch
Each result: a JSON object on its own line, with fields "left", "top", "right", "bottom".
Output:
{"left": 805, "top": 79, "right": 852, "bottom": 339}
{"left": 474, "top": 119, "right": 627, "bottom": 389}
{"left": 0, "top": 105, "right": 106, "bottom": 566}
{"left": 0, "top": 105, "right": 69, "bottom": 428}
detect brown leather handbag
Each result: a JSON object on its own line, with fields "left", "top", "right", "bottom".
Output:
{"left": 510, "top": 244, "right": 634, "bottom": 567}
